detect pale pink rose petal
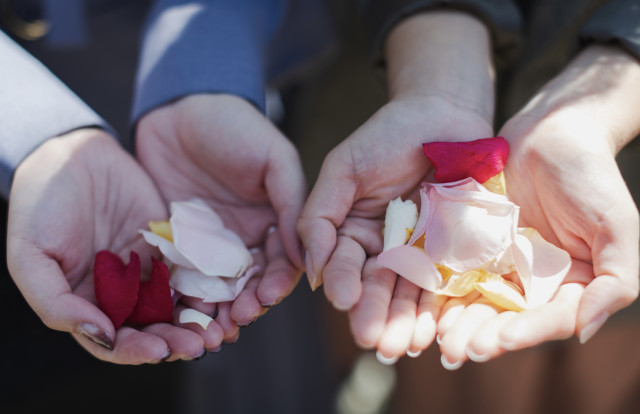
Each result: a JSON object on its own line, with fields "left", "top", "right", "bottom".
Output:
{"left": 139, "top": 229, "right": 194, "bottom": 269}
{"left": 377, "top": 245, "right": 442, "bottom": 291}
{"left": 408, "top": 188, "right": 432, "bottom": 245}
{"left": 424, "top": 181, "right": 518, "bottom": 272}
{"left": 511, "top": 228, "right": 571, "bottom": 307}
{"left": 170, "top": 199, "right": 253, "bottom": 277}
{"left": 170, "top": 265, "right": 260, "bottom": 302}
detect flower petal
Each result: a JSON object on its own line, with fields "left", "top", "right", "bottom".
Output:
{"left": 383, "top": 197, "right": 418, "bottom": 251}
{"left": 171, "top": 199, "right": 253, "bottom": 277}
{"left": 139, "top": 229, "right": 194, "bottom": 269}
{"left": 474, "top": 273, "right": 527, "bottom": 311}
{"left": 437, "top": 269, "right": 486, "bottom": 297}
{"left": 377, "top": 245, "right": 442, "bottom": 291}
{"left": 424, "top": 182, "right": 518, "bottom": 272}
{"left": 127, "top": 258, "right": 174, "bottom": 325}
{"left": 93, "top": 251, "right": 140, "bottom": 329}
{"left": 511, "top": 228, "right": 571, "bottom": 307}
{"left": 170, "top": 265, "right": 260, "bottom": 302}
{"left": 422, "top": 137, "right": 509, "bottom": 183}
{"left": 179, "top": 308, "right": 213, "bottom": 330}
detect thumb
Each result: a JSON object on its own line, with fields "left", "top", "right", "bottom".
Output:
{"left": 7, "top": 248, "right": 115, "bottom": 350}
{"left": 297, "top": 152, "right": 357, "bottom": 290}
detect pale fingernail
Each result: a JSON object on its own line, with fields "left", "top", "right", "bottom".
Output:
{"left": 440, "top": 354, "right": 463, "bottom": 371}
{"left": 249, "top": 247, "right": 262, "bottom": 255}
{"left": 466, "top": 347, "right": 489, "bottom": 363}
{"left": 406, "top": 349, "right": 422, "bottom": 358}
{"left": 376, "top": 351, "right": 398, "bottom": 365}
{"left": 305, "top": 250, "right": 318, "bottom": 291}
{"left": 331, "top": 300, "right": 351, "bottom": 312}
{"left": 77, "top": 322, "right": 113, "bottom": 350}
{"left": 580, "top": 311, "right": 609, "bottom": 344}
{"left": 267, "top": 225, "right": 277, "bottom": 236}
{"left": 435, "top": 334, "right": 442, "bottom": 345}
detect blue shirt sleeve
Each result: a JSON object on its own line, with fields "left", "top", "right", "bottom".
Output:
{"left": 0, "top": 30, "right": 112, "bottom": 199}
{"left": 132, "top": 0, "right": 287, "bottom": 124}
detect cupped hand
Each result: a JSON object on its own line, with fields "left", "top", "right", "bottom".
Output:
{"left": 136, "top": 94, "right": 306, "bottom": 336}
{"left": 437, "top": 45, "right": 640, "bottom": 369}
{"left": 298, "top": 94, "right": 494, "bottom": 356}
{"left": 7, "top": 128, "right": 225, "bottom": 364}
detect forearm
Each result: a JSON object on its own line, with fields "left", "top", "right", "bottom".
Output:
{"left": 515, "top": 44, "right": 640, "bottom": 154}
{"left": 0, "top": 31, "right": 112, "bottom": 199}
{"left": 385, "top": 10, "right": 495, "bottom": 124}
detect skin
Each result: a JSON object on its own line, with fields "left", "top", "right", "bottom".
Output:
{"left": 7, "top": 128, "right": 224, "bottom": 364}
{"left": 136, "top": 94, "right": 306, "bottom": 339}
{"left": 297, "top": 11, "right": 495, "bottom": 357}
{"left": 440, "top": 44, "right": 640, "bottom": 368}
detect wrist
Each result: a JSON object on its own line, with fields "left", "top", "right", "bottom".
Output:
{"left": 385, "top": 10, "right": 495, "bottom": 124}
{"left": 513, "top": 44, "right": 640, "bottom": 154}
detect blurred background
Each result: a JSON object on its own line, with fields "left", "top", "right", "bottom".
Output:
{"left": 2, "top": 1, "right": 640, "bottom": 413}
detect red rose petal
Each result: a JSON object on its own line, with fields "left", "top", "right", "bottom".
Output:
{"left": 422, "top": 137, "right": 509, "bottom": 183}
{"left": 127, "top": 258, "right": 174, "bottom": 325}
{"left": 94, "top": 251, "right": 140, "bottom": 329}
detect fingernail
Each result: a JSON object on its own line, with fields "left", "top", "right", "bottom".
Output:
{"left": 77, "top": 322, "right": 113, "bottom": 350}
{"left": 209, "top": 343, "right": 223, "bottom": 353}
{"left": 375, "top": 350, "right": 398, "bottom": 365}
{"left": 441, "top": 354, "right": 463, "bottom": 371}
{"left": 305, "top": 251, "right": 317, "bottom": 291}
{"left": 225, "top": 332, "right": 240, "bottom": 344}
{"left": 193, "top": 348, "right": 207, "bottom": 361}
{"left": 237, "top": 319, "right": 256, "bottom": 328}
{"left": 260, "top": 297, "right": 282, "bottom": 308}
{"left": 267, "top": 225, "right": 277, "bottom": 236}
{"left": 580, "top": 311, "right": 609, "bottom": 344}
{"left": 331, "top": 300, "right": 351, "bottom": 312}
{"left": 406, "top": 349, "right": 422, "bottom": 358}
{"left": 466, "top": 348, "right": 489, "bottom": 363}
{"left": 152, "top": 348, "right": 172, "bottom": 364}
{"left": 435, "top": 334, "right": 442, "bottom": 345}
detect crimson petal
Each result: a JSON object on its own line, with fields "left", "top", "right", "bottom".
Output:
{"left": 423, "top": 137, "right": 509, "bottom": 183}
{"left": 127, "top": 258, "right": 174, "bottom": 325}
{"left": 94, "top": 251, "right": 140, "bottom": 329}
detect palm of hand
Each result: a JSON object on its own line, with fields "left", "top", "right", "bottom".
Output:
{"left": 434, "top": 112, "right": 640, "bottom": 369}
{"left": 299, "top": 95, "right": 494, "bottom": 352}
{"left": 7, "top": 130, "right": 216, "bottom": 364}
{"left": 136, "top": 94, "right": 305, "bottom": 329}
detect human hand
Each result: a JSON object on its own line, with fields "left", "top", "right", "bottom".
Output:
{"left": 136, "top": 94, "right": 306, "bottom": 340}
{"left": 298, "top": 11, "right": 496, "bottom": 360}
{"left": 7, "top": 128, "right": 225, "bottom": 364}
{"left": 437, "top": 44, "right": 640, "bottom": 369}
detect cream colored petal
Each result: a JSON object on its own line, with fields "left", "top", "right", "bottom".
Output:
{"left": 179, "top": 308, "right": 213, "bottom": 330}
{"left": 437, "top": 269, "right": 486, "bottom": 297}
{"left": 382, "top": 197, "right": 418, "bottom": 251}
{"left": 475, "top": 273, "right": 527, "bottom": 311}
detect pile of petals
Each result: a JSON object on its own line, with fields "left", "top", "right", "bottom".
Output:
{"left": 94, "top": 199, "right": 259, "bottom": 328}
{"left": 377, "top": 137, "right": 571, "bottom": 311}
{"left": 139, "top": 198, "right": 259, "bottom": 303}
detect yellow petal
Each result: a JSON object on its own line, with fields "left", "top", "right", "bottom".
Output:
{"left": 436, "top": 264, "right": 453, "bottom": 282}
{"left": 482, "top": 171, "right": 507, "bottom": 195}
{"left": 437, "top": 269, "right": 486, "bottom": 297}
{"left": 149, "top": 220, "right": 173, "bottom": 242}
{"left": 474, "top": 273, "right": 527, "bottom": 311}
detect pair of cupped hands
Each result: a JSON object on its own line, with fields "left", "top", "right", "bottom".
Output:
{"left": 7, "top": 45, "right": 640, "bottom": 368}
